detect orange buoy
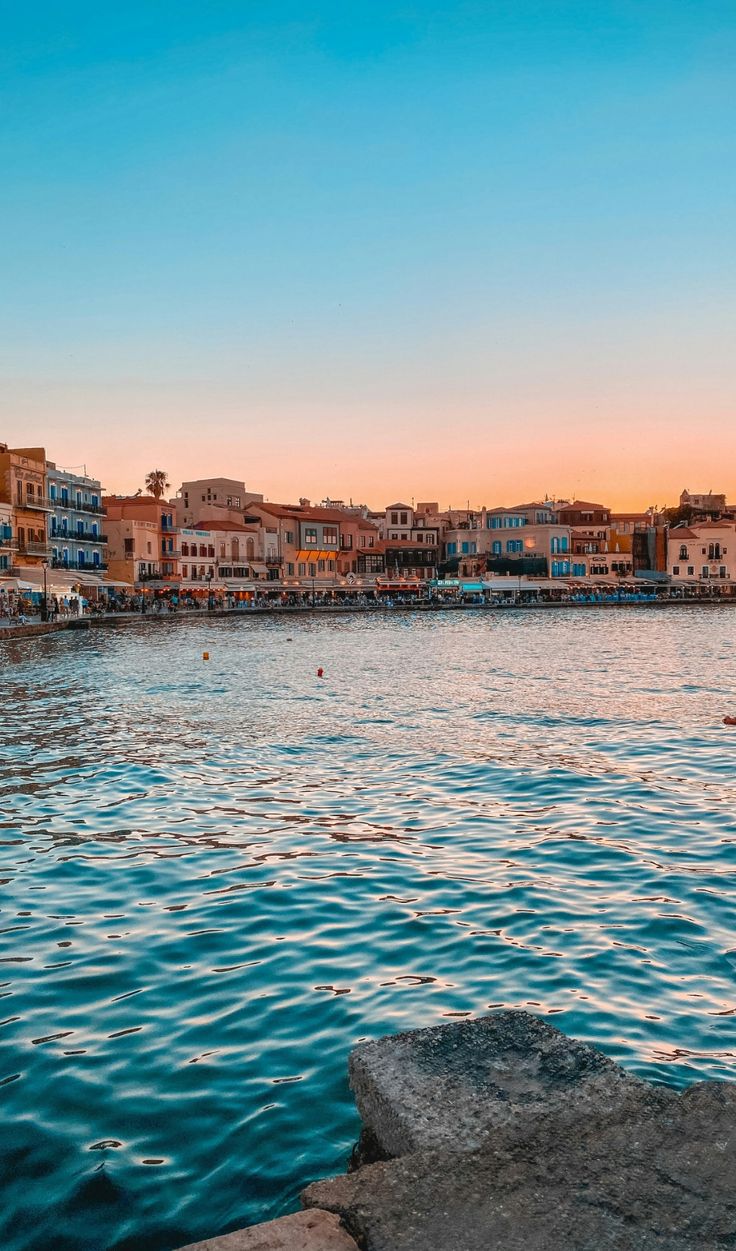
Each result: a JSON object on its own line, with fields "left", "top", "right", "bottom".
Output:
{"left": 317, "top": 667, "right": 324, "bottom": 678}
{"left": 203, "top": 651, "right": 210, "bottom": 661}
{"left": 724, "top": 716, "right": 736, "bottom": 725}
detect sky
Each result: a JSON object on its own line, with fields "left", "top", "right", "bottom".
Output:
{"left": 1, "top": 1, "right": 734, "bottom": 509}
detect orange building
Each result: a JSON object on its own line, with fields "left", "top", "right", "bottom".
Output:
{"left": 0, "top": 444, "right": 50, "bottom": 568}
{"left": 103, "top": 495, "right": 179, "bottom": 587}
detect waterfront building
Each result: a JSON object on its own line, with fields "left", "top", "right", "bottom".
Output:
{"left": 0, "top": 501, "right": 13, "bottom": 574}
{"left": 180, "top": 520, "right": 269, "bottom": 589}
{"left": 177, "top": 478, "right": 264, "bottom": 528}
{"left": 46, "top": 462, "right": 107, "bottom": 575}
{"left": 106, "top": 518, "right": 161, "bottom": 585}
{"left": 381, "top": 503, "right": 441, "bottom": 549}
{"left": 668, "top": 520, "right": 736, "bottom": 588}
{"left": 447, "top": 503, "right": 576, "bottom": 578}
{"left": 358, "top": 537, "right": 439, "bottom": 586}
{"left": 104, "top": 495, "right": 179, "bottom": 587}
{"left": 249, "top": 501, "right": 345, "bottom": 588}
{"left": 0, "top": 444, "right": 51, "bottom": 568}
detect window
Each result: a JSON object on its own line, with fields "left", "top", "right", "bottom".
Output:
{"left": 391, "top": 512, "right": 398, "bottom": 525}
{"left": 688, "top": 566, "right": 694, "bottom": 575}
{"left": 287, "top": 562, "right": 295, "bottom": 576}
{"left": 447, "top": 542, "right": 456, "bottom": 556}
{"left": 702, "top": 567, "right": 709, "bottom": 578}
{"left": 285, "top": 530, "right": 294, "bottom": 544}
{"left": 328, "top": 560, "right": 334, "bottom": 571}
{"left": 124, "top": 538, "right": 134, "bottom": 554}
{"left": 720, "top": 566, "right": 727, "bottom": 578}
{"left": 323, "top": 526, "right": 338, "bottom": 545}
{"left": 400, "top": 512, "right": 408, "bottom": 525}
{"left": 309, "top": 563, "right": 316, "bottom": 577}
{"left": 506, "top": 539, "right": 523, "bottom": 553}
{"left": 679, "top": 545, "right": 688, "bottom": 560}
{"left": 317, "top": 560, "right": 325, "bottom": 572}
{"left": 673, "top": 566, "right": 680, "bottom": 575}
{"left": 182, "top": 565, "right": 188, "bottom": 578}
{"left": 147, "top": 542, "right": 152, "bottom": 554}
{"left": 461, "top": 542, "right": 469, "bottom": 554}
{"left": 304, "top": 527, "right": 318, "bottom": 546}
{"left": 342, "top": 533, "right": 353, "bottom": 549}
{"left": 298, "top": 563, "right": 306, "bottom": 577}
{"left": 492, "top": 540, "right": 502, "bottom": 555}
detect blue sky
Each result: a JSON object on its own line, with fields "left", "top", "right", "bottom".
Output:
{"left": 1, "top": 1, "right": 734, "bottom": 505}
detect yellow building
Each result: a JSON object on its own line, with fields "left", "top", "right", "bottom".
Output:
{"left": 0, "top": 444, "right": 50, "bottom": 567}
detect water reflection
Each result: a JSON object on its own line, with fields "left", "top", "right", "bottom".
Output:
{"left": 1, "top": 607, "right": 735, "bottom": 1251}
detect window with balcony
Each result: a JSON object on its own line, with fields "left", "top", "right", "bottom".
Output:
{"left": 679, "top": 546, "right": 688, "bottom": 560}
{"left": 304, "top": 528, "right": 318, "bottom": 545}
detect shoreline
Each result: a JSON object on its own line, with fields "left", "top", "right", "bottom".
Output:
{"left": 2, "top": 594, "right": 736, "bottom": 641}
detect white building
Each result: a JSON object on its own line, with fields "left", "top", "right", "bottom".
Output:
{"left": 668, "top": 521, "right": 736, "bottom": 585}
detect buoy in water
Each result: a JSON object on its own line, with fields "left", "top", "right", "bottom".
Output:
{"left": 317, "top": 667, "right": 324, "bottom": 678}
{"left": 203, "top": 651, "right": 210, "bottom": 661}
{"left": 724, "top": 716, "right": 736, "bottom": 725}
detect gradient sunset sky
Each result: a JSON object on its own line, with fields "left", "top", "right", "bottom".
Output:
{"left": 2, "top": 1, "right": 734, "bottom": 509}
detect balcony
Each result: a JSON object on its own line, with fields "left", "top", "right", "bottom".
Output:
{"left": 51, "top": 558, "right": 108, "bottom": 572}
{"left": 52, "top": 533, "right": 108, "bottom": 544}
{"left": 16, "top": 495, "right": 54, "bottom": 512}
{"left": 160, "top": 549, "right": 181, "bottom": 559}
{"left": 265, "top": 553, "right": 283, "bottom": 564}
{"left": 18, "top": 540, "right": 50, "bottom": 555}
{"left": 53, "top": 500, "right": 105, "bottom": 516}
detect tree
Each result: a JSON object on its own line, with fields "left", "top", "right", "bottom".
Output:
{"left": 145, "top": 469, "right": 170, "bottom": 500}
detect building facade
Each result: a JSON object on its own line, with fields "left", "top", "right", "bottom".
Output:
{"left": 0, "top": 444, "right": 50, "bottom": 568}
{"left": 104, "top": 495, "right": 179, "bottom": 586}
{"left": 668, "top": 521, "right": 736, "bottom": 586}
{"left": 46, "top": 462, "right": 107, "bottom": 574}
{"left": 177, "top": 478, "right": 264, "bottom": 528}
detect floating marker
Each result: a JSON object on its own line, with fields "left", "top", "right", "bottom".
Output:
{"left": 203, "top": 652, "right": 210, "bottom": 661}
{"left": 317, "top": 667, "right": 324, "bottom": 678}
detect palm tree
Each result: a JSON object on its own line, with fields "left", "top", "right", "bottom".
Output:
{"left": 145, "top": 469, "right": 170, "bottom": 500}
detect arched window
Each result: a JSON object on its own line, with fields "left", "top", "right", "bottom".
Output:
{"left": 679, "top": 545, "right": 688, "bottom": 560}
{"left": 231, "top": 538, "right": 239, "bottom": 561}
{"left": 181, "top": 542, "right": 189, "bottom": 556}
{"left": 246, "top": 537, "right": 255, "bottom": 561}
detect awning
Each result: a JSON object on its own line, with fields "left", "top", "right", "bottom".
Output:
{"left": 250, "top": 563, "right": 269, "bottom": 575}
{"left": 100, "top": 579, "right": 133, "bottom": 588}
{"left": 0, "top": 578, "right": 35, "bottom": 592}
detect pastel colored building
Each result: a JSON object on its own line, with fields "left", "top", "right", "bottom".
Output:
{"left": 177, "top": 478, "right": 264, "bottom": 528}
{"left": 0, "top": 501, "right": 13, "bottom": 574}
{"left": 0, "top": 443, "right": 50, "bottom": 567}
{"left": 46, "top": 462, "right": 107, "bottom": 575}
{"left": 103, "top": 495, "right": 179, "bottom": 586}
{"left": 668, "top": 521, "right": 736, "bottom": 586}
{"left": 106, "top": 518, "right": 161, "bottom": 585}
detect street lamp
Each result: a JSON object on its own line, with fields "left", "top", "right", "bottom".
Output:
{"left": 311, "top": 576, "right": 316, "bottom": 607}
{"left": 41, "top": 557, "right": 49, "bottom": 622}
{"left": 207, "top": 571, "right": 214, "bottom": 611}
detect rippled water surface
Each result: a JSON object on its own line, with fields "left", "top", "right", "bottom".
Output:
{"left": 2, "top": 608, "right": 736, "bottom": 1250}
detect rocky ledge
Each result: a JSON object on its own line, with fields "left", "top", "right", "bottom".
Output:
{"left": 179, "top": 1010, "right": 736, "bottom": 1250}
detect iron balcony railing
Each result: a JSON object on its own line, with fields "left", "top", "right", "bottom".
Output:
{"left": 51, "top": 558, "right": 109, "bottom": 571}
{"left": 16, "top": 495, "right": 54, "bottom": 512}
{"left": 52, "top": 500, "right": 106, "bottom": 515}
{"left": 51, "top": 533, "right": 108, "bottom": 544}
{"left": 18, "top": 540, "right": 50, "bottom": 554}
